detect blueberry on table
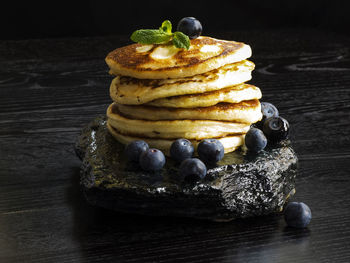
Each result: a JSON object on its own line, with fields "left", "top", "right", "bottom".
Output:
{"left": 177, "top": 17, "right": 202, "bottom": 39}
{"left": 179, "top": 158, "right": 207, "bottom": 182}
{"left": 197, "top": 139, "right": 225, "bottom": 164}
{"left": 170, "top": 138, "right": 194, "bottom": 163}
{"left": 284, "top": 202, "right": 312, "bottom": 228}
{"left": 263, "top": 116, "right": 290, "bottom": 142}
{"left": 139, "top": 148, "right": 166, "bottom": 171}
{"left": 245, "top": 128, "right": 267, "bottom": 153}
{"left": 124, "top": 140, "right": 149, "bottom": 162}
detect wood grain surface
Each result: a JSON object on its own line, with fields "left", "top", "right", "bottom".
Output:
{"left": 0, "top": 29, "right": 349, "bottom": 262}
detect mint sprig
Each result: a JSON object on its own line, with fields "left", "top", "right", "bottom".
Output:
{"left": 131, "top": 29, "right": 172, "bottom": 45}
{"left": 172, "top": 32, "right": 190, "bottom": 49}
{"left": 160, "top": 20, "right": 172, "bottom": 34}
{"left": 130, "top": 20, "right": 190, "bottom": 50}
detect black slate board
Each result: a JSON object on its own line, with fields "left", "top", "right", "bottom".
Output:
{"left": 76, "top": 117, "right": 298, "bottom": 221}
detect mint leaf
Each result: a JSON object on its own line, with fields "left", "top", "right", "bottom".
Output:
{"left": 130, "top": 20, "right": 191, "bottom": 49}
{"left": 160, "top": 20, "right": 172, "bottom": 34}
{"left": 131, "top": 29, "right": 172, "bottom": 44}
{"left": 172, "top": 31, "right": 190, "bottom": 50}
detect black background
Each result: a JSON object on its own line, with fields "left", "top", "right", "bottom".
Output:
{"left": 1, "top": 1, "right": 350, "bottom": 262}
{"left": 1, "top": 0, "right": 349, "bottom": 40}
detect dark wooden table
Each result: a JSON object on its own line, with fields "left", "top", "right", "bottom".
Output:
{"left": 1, "top": 29, "right": 349, "bottom": 262}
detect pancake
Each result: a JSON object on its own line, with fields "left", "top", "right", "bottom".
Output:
{"left": 147, "top": 84, "right": 262, "bottom": 108}
{"left": 116, "top": 100, "right": 262, "bottom": 123}
{"left": 106, "top": 103, "right": 250, "bottom": 140}
{"left": 110, "top": 60, "right": 254, "bottom": 105}
{"left": 106, "top": 36, "right": 252, "bottom": 79}
{"left": 107, "top": 122, "right": 245, "bottom": 155}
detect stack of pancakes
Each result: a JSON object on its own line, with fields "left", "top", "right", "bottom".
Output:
{"left": 105, "top": 36, "right": 262, "bottom": 155}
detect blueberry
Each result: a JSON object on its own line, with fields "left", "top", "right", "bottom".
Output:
{"left": 261, "top": 102, "right": 279, "bottom": 120}
{"left": 256, "top": 102, "right": 279, "bottom": 128}
{"left": 124, "top": 140, "right": 149, "bottom": 162}
{"left": 177, "top": 17, "right": 202, "bottom": 39}
{"left": 179, "top": 158, "right": 207, "bottom": 182}
{"left": 263, "top": 116, "right": 290, "bottom": 142}
{"left": 245, "top": 128, "right": 267, "bottom": 152}
{"left": 139, "top": 148, "right": 166, "bottom": 171}
{"left": 170, "top": 138, "right": 194, "bottom": 163}
{"left": 197, "top": 139, "right": 224, "bottom": 164}
{"left": 284, "top": 202, "right": 312, "bottom": 228}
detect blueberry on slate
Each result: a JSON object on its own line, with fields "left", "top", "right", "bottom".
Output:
{"left": 197, "top": 139, "right": 224, "bottom": 164}
{"left": 177, "top": 17, "right": 202, "bottom": 39}
{"left": 180, "top": 158, "right": 207, "bottom": 182}
{"left": 124, "top": 140, "right": 149, "bottom": 162}
{"left": 261, "top": 102, "right": 279, "bottom": 120}
{"left": 139, "top": 148, "right": 166, "bottom": 171}
{"left": 170, "top": 138, "right": 194, "bottom": 163}
{"left": 284, "top": 202, "right": 312, "bottom": 228}
{"left": 245, "top": 128, "right": 267, "bottom": 153}
{"left": 263, "top": 116, "right": 290, "bottom": 142}
{"left": 256, "top": 102, "right": 279, "bottom": 128}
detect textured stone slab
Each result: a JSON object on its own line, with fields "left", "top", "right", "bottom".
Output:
{"left": 75, "top": 117, "right": 298, "bottom": 221}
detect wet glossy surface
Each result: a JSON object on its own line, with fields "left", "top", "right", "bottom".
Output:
{"left": 1, "top": 29, "right": 350, "bottom": 262}
{"left": 76, "top": 117, "right": 297, "bottom": 221}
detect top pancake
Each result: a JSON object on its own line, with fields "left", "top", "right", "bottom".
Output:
{"left": 106, "top": 36, "right": 252, "bottom": 79}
